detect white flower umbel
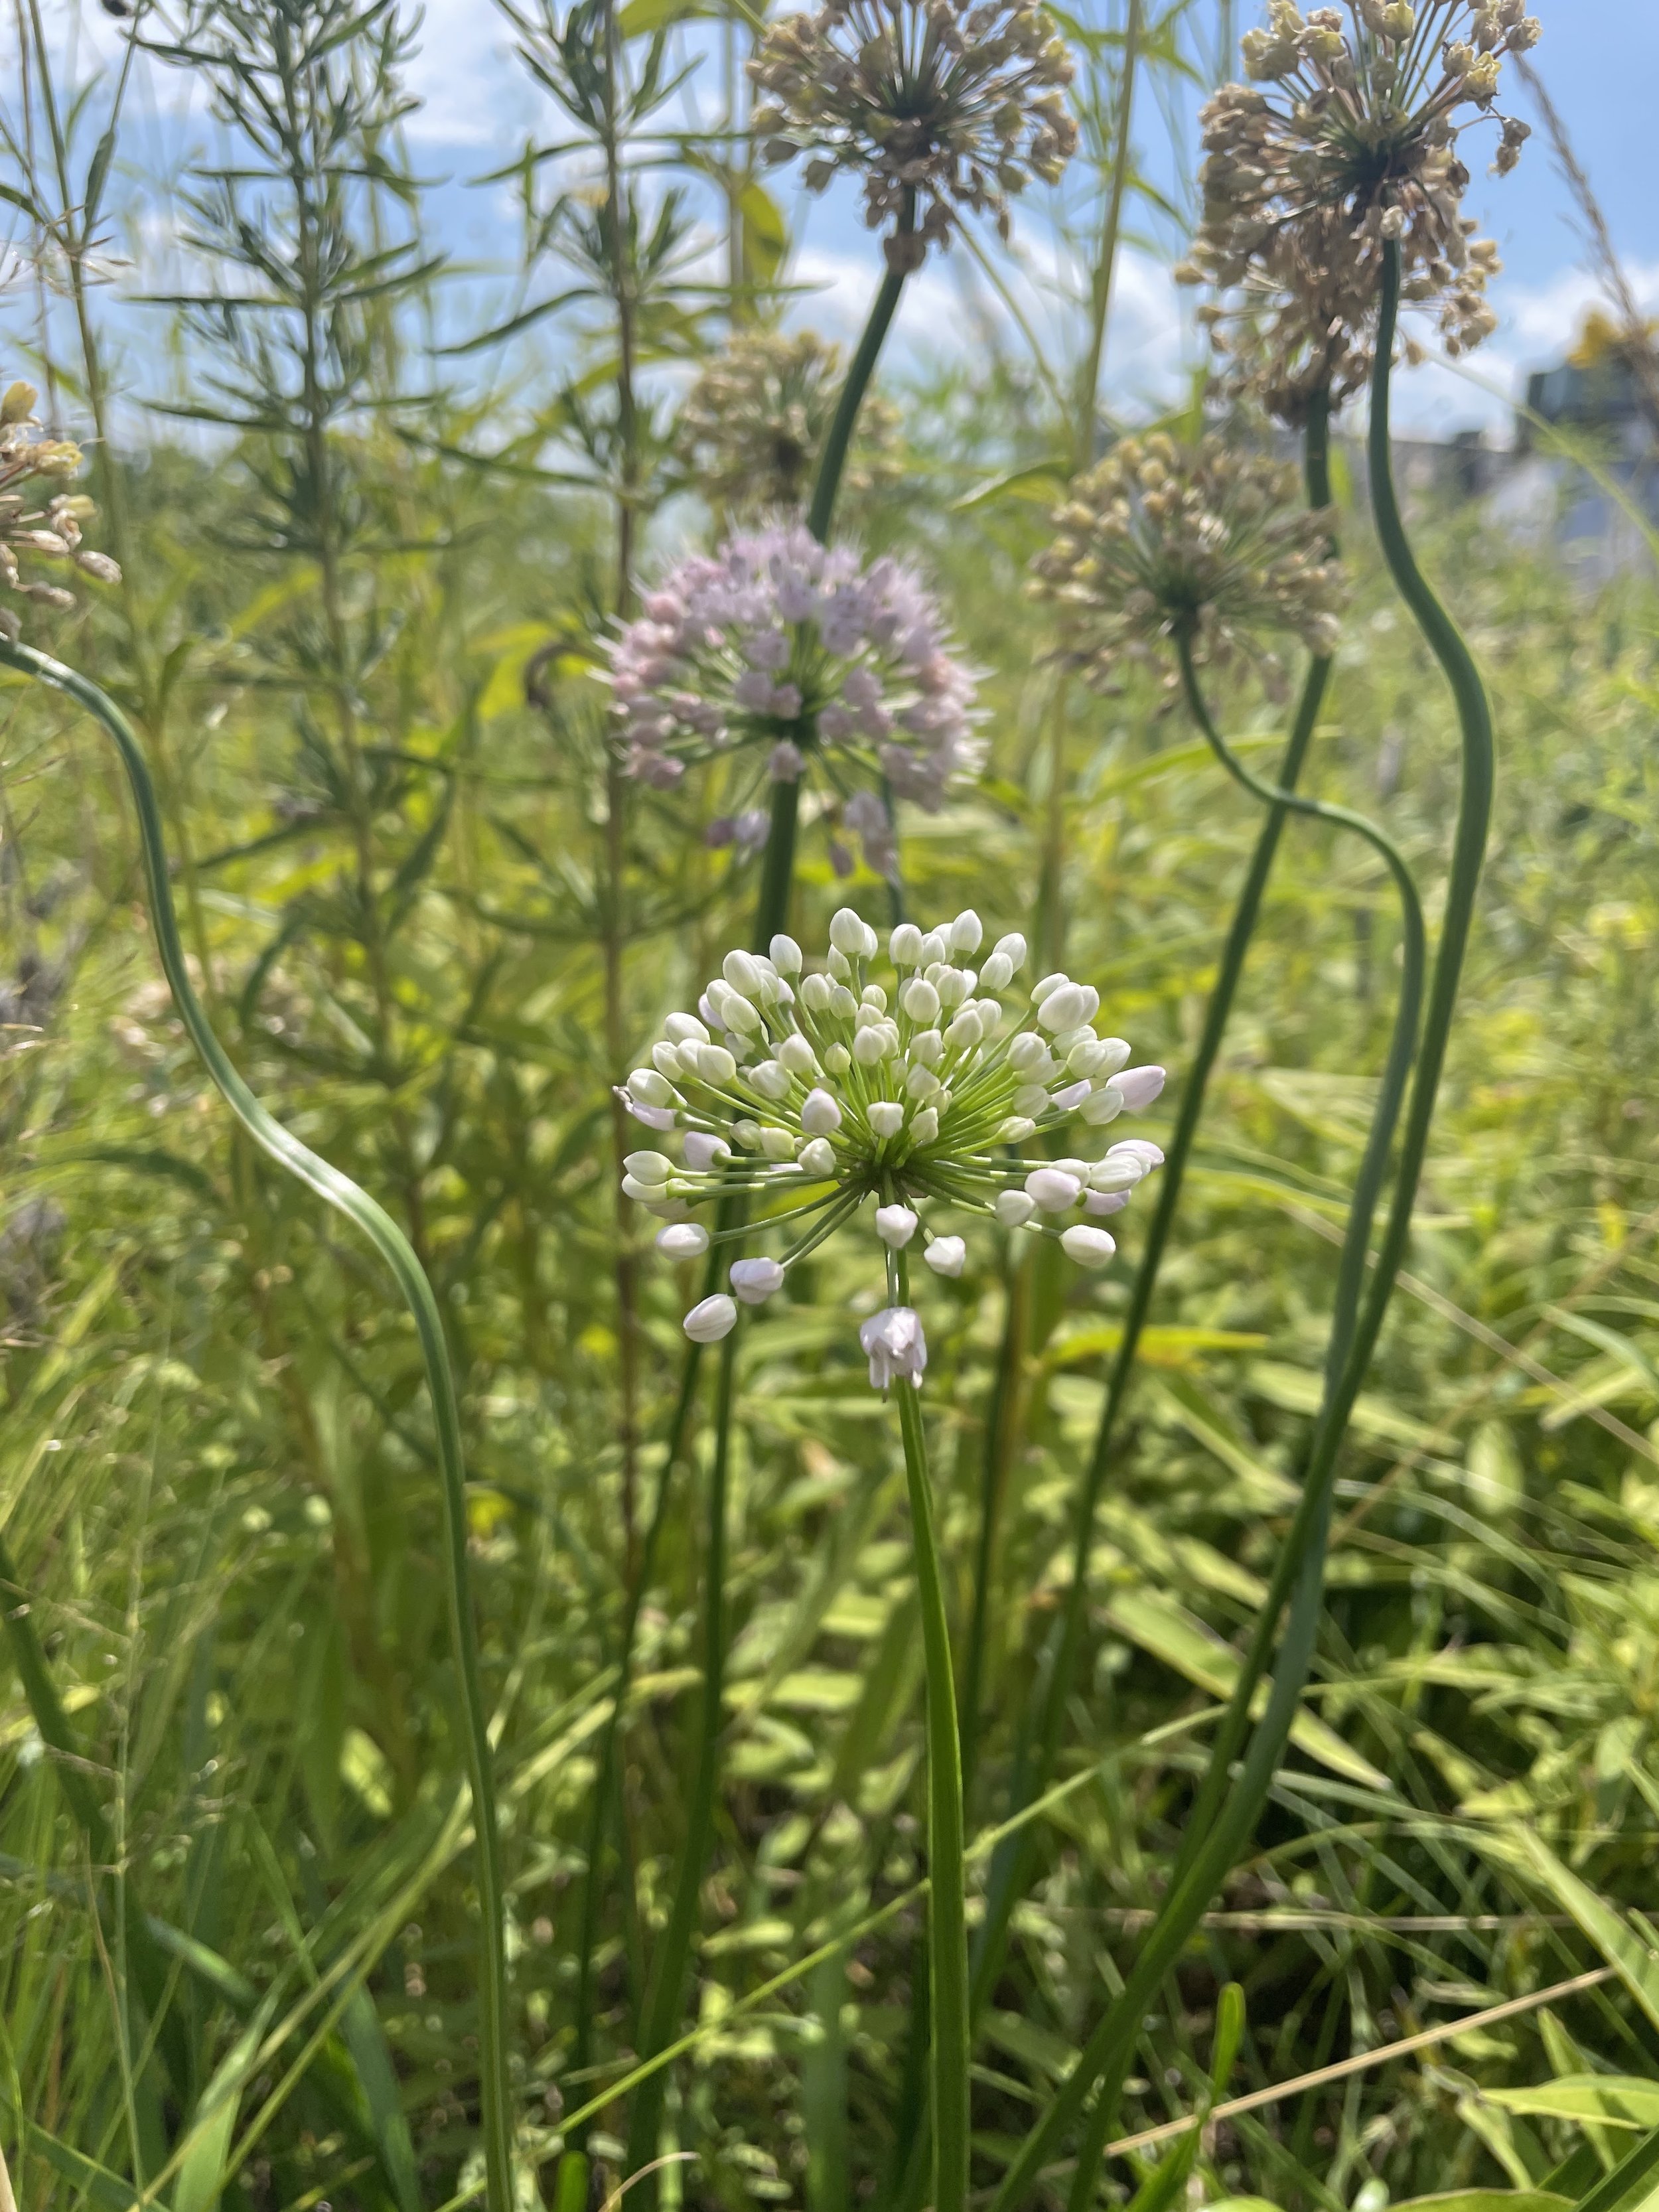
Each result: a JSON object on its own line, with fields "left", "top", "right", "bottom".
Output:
{"left": 619, "top": 908, "right": 1167, "bottom": 1382}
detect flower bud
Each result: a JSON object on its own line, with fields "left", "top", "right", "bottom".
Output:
{"left": 759, "top": 1126, "right": 797, "bottom": 1161}
{"left": 1031, "top": 971, "right": 1068, "bottom": 1003}
{"left": 778, "top": 1032, "right": 817, "bottom": 1075}
{"left": 924, "top": 1235, "right": 966, "bottom": 1277}
{"left": 979, "top": 951, "right": 1013, "bottom": 990}
{"left": 876, "top": 1203, "right": 918, "bottom": 1248}
{"left": 723, "top": 948, "right": 766, "bottom": 997}
{"left": 995, "top": 1189, "right": 1036, "bottom": 1226}
{"left": 801, "top": 1087, "right": 843, "bottom": 1134}
{"left": 890, "top": 922, "right": 924, "bottom": 966}
{"left": 1085, "top": 1188, "right": 1130, "bottom": 1217}
{"left": 944, "top": 1009, "right": 983, "bottom": 1052}
{"left": 1078, "top": 1086, "right": 1123, "bottom": 1126}
{"left": 749, "top": 1060, "right": 791, "bottom": 1100}
{"left": 901, "top": 976, "right": 941, "bottom": 1024}
{"left": 1111, "top": 1065, "right": 1167, "bottom": 1110}
{"left": 731, "top": 1256, "right": 786, "bottom": 1303}
{"left": 1026, "top": 1166, "right": 1082, "bottom": 1211}
{"left": 770, "top": 933, "right": 803, "bottom": 974}
{"left": 684, "top": 1293, "right": 738, "bottom": 1341}
{"left": 868, "top": 1102, "right": 905, "bottom": 1138}
{"left": 949, "top": 909, "right": 983, "bottom": 953}
{"left": 801, "top": 971, "right": 833, "bottom": 1013}
{"left": 1061, "top": 1224, "right": 1117, "bottom": 1268}
{"left": 853, "top": 1023, "right": 893, "bottom": 1065}
{"left": 910, "top": 1027, "right": 944, "bottom": 1066}
{"left": 664, "top": 1012, "right": 709, "bottom": 1045}
{"left": 830, "top": 906, "right": 879, "bottom": 958}
{"left": 684, "top": 1130, "right": 732, "bottom": 1171}
{"left": 624, "top": 1150, "right": 674, "bottom": 1184}
{"left": 1037, "top": 982, "right": 1088, "bottom": 1032}
{"left": 652, "top": 1041, "right": 684, "bottom": 1078}
{"left": 910, "top": 1106, "right": 939, "bottom": 1145}
{"left": 991, "top": 932, "right": 1028, "bottom": 972}
{"left": 628, "top": 1067, "right": 674, "bottom": 1106}
{"left": 997, "top": 1116, "right": 1037, "bottom": 1143}
{"left": 798, "top": 1137, "right": 837, "bottom": 1176}
{"left": 695, "top": 1043, "right": 739, "bottom": 1086}
{"left": 1009, "top": 1031, "right": 1048, "bottom": 1074}
{"left": 657, "top": 1222, "right": 710, "bottom": 1258}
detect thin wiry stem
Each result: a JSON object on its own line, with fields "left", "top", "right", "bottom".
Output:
{"left": 989, "top": 242, "right": 1494, "bottom": 2212}
{"left": 970, "top": 394, "right": 1336, "bottom": 2015}
{"left": 0, "top": 639, "right": 516, "bottom": 2212}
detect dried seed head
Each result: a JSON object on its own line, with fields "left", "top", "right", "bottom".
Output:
{"left": 677, "top": 327, "right": 902, "bottom": 514}
{"left": 748, "top": 0, "right": 1079, "bottom": 268}
{"left": 0, "top": 382, "right": 121, "bottom": 637}
{"left": 1181, "top": 0, "right": 1539, "bottom": 422}
{"left": 1029, "top": 431, "right": 1346, "bottom": 690}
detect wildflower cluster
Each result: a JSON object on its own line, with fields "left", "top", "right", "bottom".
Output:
{"left": 749, "top": 0, "right": 1078, "bottom": 273}
{"left": 0, "top": 382, "right": 119, "bottom": 637}
{"left": 1029, "top": 431, "right": 1345, "bottom": 692}
{"left": 1178, "top": 1, "right": 1538, "bottom": 423}
{"left": 607, "top": 524, "right": 980, "bottom": 875}
{"left": 616, "top": 907, "right": 1166, "bottom": 1385}
{"left": 676, "top": 328, "right": 902, "bottom": 515}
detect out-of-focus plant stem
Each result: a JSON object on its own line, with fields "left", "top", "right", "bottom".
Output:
{"left": 0, "top": 638, "right": 516, "bottom": 2212}
{"left": 1073, "top": 0, "right": 1141, "bottom": 473}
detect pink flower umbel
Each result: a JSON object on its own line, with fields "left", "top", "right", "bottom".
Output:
{"left": 605, "top": 523, "right": 981, "bottom": 878}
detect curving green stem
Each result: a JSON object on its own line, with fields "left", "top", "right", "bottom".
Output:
{"left": 0, "top": 638, "right": 516, "bottom": 2212}
{"left": 970, "top": 397, "right": 1336, "bottom": 2014}
{"left": 806, "top": 204, "right": 913, "bottom": 547}
{"left": 989, "top": 246, "right": 1496, "bottom": 2212}
{"left": 893, "top": 1249, "right": 970, "bottom": 2212}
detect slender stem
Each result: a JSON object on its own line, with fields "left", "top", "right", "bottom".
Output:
{"left": 624, "top": 1323, "right": 737, "bottom": 2196}
{"left": 753, "top": 773, "right": 801, "bottom": 950}
{"left": 0, "top": 640, "right": 516, "bottom": 2212}
{"left": 895, "top": 1264, "right": 969, "bottom": 2212}
{"left": 993, "top": 249, "right": 1496, "bottom": 2212}
{"left": 1074, "top": 0, "right": 1142, "bottom": 470}
{"left": 806, "top": 204, "right": 912, "bottom": 545}
{"left": 970, "top": 397, "right": 1335, "bottom": 2014}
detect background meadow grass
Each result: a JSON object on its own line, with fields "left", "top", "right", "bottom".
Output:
{"left": 7, "top": 3, "right": 1659, "bottom": 2209}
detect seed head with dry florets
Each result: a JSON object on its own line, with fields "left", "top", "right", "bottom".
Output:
{"left": 749, "top": 0, "right": 1079, "bottom": 273}
{"left": 1177, "top": 1, "right": 1539, "bottom": 423}
{"left": 1028, "top": 431, "right": 1346, "bottom": 696}
{"left": 0, "top": 381, "right": 120, "bottom": 637}
{"left": 605, "top": 522, "right": 981, "bottom": 878}
{"left": 677, "top": 327, "right": 902, "bottom": 515}
{"left": 617, "top": 907, "right": 1168, "bottom": 1386}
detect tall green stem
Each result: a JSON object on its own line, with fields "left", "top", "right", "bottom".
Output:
{"left": 895, "top": 1258, "right": 970, "bottom": 2212}
{"left": 623, "top": 1325, "right": 737, "bottom": 2193}
{"left": 806, "top": 209, "right": 912, "bottom": 546}
{"left": 970, "top": 396, "right": 1335, "bottom": 2013}
{"left": 0, "top": 640, "right": 516, "bottom": 2212}
{"left": 610, "top": 222, "right": 914, "bottom": 2197}
{"left": 989, "top": 250, "right": 1496, "bottom": 2212}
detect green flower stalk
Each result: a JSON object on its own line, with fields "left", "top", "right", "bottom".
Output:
{"left": 0, "top": 640, "right": 518, "bottom": 2212}
{"left": 991, "top": 27, "right": 1510, "bottom": 2188}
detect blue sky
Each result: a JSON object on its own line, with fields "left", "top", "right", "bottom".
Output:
{"left": 31, "top": 0, "right": 1659, "bottom": 443}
